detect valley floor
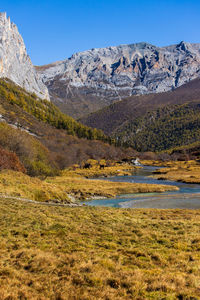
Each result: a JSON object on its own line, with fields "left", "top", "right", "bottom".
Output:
{"left": 0, "top": 163, "right": 178, "bottom": 203}
{"left": 0, "top": 198, "right": 200, "bottom": 299}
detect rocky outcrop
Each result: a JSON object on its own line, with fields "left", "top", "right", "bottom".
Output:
{"left": 37, "top": 41, "right": 200, "bottom": 118}
{"left": 0, "top": 12, "right": 49, "bottom": 100}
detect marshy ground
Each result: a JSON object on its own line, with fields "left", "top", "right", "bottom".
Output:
{"left": 0, "top": 162, "right": 178, "bottom": 203}
{"left": 149, "top": 160, "right": 200, "bottom": 184}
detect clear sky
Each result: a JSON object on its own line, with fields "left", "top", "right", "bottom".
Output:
{"left": 1, "top": 0, "right": 200, "bottom": 65}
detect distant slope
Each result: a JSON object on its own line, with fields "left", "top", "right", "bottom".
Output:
{"left": 113, "top": 101, "right": 200, "bottom": 152}
{"left": 167, "top": 141, "right": 200, "bottom": 160}
{"left": 80, "top": 78, "right": 200, "bottom": 135}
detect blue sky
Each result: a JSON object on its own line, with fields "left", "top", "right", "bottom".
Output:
{"left": 1, "top": 0, "right": 200, "bottom": 65}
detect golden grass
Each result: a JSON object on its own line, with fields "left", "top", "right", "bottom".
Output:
{"left": 0, "top": 170, "right": 71, "bottom": 203}
{"left": 0, "top": 169, "right": 178, "bottom": 203}
{"left": 140, "top": 159, "right": 167, "bottom": 166}
{"left": 0, "top": 198, "right": 200, "bottom": 299}
{"left": 140, "top": 159, "right": 192, "bottom": 167}
{"left": 47, "top": 174, "right": 178, "bottom": 200}
{"left": 63, "top": 162, "right": 139, "bottom": 178}
{"left": 152, "top": 160, "right": 200, "bottom": 184}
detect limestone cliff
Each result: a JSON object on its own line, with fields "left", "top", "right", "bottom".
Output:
{"left": 0, "top": 12, "right": 49, "bottom": 100}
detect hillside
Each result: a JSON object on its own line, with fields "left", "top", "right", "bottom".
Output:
{"left": 37, "top": 41, "right": 200, "bottom": 118}
{"left": 113, "top": 101, "right": 200, "bottom": 152}
{"left": 167, "top": 141, "right": 200, "bottom": 160}
{"left": 80, "top": 78, "right": 200, "bottom": 135}
{"left": 0, "top": 78, "right": 136, "bottom": 175}
{"left": 0, "top": 79, "right": 108, "bottom": 141}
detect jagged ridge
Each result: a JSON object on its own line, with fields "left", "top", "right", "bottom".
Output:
{"left": 37, "top": 41, "right": 200, "bottom": 118}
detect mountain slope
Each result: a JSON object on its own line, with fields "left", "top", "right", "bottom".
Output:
{"left": 80, "top": 78, "right": 200, "bottom": 135}
{"left": 37, "top": 41, "right": 200, "bottom": 118}
{"left": 0, "top": 79, "right": 136, "bottom": 174}
{"left": 113, "top": 101, "right": 200, "bottom": 152}
{"left": 0, "top": 78, "right": 107, "bottom": 142}
{"left": 0, "top": 12, "right": 49, "bottom": 100}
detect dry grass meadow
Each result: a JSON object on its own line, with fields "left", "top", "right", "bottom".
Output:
{"left": 0, "top": 197, "right": 200, "bottom": 299}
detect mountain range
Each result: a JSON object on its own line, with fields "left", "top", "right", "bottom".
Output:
{"left": 36, "top": 41, "right": 200, "bottom": 118}
{"left": 0, "top": 11, "right": 200, "bottom": 156}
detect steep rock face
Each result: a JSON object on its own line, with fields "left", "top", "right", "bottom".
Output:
{"left": 0, "top": 12, "right": 49, "bottom": 100}
{"left": 37, "top": 41, "right": 200, "bottom": 118}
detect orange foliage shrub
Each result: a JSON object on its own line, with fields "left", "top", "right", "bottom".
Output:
{"left": 0, "top": 146, "right": 26, "bottom": 172}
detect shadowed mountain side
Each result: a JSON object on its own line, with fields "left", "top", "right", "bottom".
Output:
{"left": 80, "top": 78, "right": 200, "bottom": 135}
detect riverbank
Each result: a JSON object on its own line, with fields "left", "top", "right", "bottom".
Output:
{"left": 0, "top": 197, "right": 200, "bottom": 299}
{"left": 151, "top": 160, "right": 200, "bottom": 183}
{"left": 0, "top": 169, "right": 178, "bottom": 203}
{"left": 63, "top": 161, "right": 140, "bottom": 178}
{"left": 140, "top": 159, "right": 191, "bottom": 167}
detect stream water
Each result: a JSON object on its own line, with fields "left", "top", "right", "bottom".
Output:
{"left": 82, "top": 166, "right": 200, "bottom": 209}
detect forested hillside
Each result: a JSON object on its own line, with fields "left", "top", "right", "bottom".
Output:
{"left": 113, "top": 102, "right": 200, "bottom": 152}
{"left": 0, "top": 79, "right": 107, "bottom": 142}
{"left": 0, "top": 79, "right": 136, "bottom": 176}
{"left": 81, "top": 78, "right": 200, "bottom": 135}
{"left": 80, "top": 78, "right": 200, "bottom": 152}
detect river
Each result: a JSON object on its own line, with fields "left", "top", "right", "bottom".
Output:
{"left": 82, "top": 166, "right": 200, "bottom": 209}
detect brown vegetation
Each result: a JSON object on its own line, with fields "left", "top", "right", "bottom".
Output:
{"left": 0, "top": 79, "right": 137, "bottom": 175}
{"left": 168, "top": 141, "right": 200, "bottom": 160}
{"left": 0, "top": 146, "right": 25, "bottom": 172}
{"left": 0, "top": 122, "right": 55, "bottom": 176}
{"left": 64, "top": 159, "right": 140, "bottom": 178}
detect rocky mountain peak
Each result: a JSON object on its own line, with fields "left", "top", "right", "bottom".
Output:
{"left": 0, "top": 12, "right": 49, "bottom": 100}
{"left": 36, "top": 41, "right": 200, "bottom": 118}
